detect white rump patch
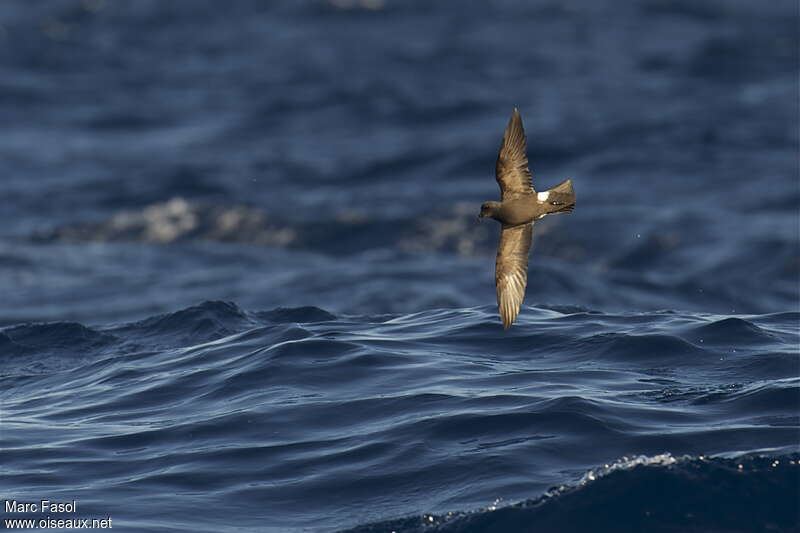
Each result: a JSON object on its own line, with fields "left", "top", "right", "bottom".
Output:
{"left": 537, "top": 191, "right": 550, "bottom": 201}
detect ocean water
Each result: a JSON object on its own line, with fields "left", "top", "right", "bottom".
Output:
{"left": 1, "top": 1, "right": 798, "bottom": 532}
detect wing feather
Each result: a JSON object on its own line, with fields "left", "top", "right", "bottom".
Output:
{"left": 495, "top": 222, "right": 534, "bottom": 329}
{"left": 495, "top": 108, "right": 534, "bottom": 201}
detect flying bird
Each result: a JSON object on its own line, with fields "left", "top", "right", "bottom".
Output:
{"left": 478, "top": 108, "right": 576, "bottom": 329}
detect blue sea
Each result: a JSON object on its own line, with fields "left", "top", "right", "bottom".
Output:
{"left": 1, "top": 1, "right": 798, "bottom": 532}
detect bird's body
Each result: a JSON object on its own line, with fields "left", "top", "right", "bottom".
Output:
{"left": 483, "top": 185, "right": 575, "bottom": 226}
{"left": 478, "top": 109, "right": 576, "bottom": 329}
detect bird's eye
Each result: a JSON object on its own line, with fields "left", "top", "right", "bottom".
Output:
{"left": 551, "top": 201, "right": 562, "bottom": 206}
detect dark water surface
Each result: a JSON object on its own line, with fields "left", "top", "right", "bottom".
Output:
{"left": 1, "top": 1, "right": 798, "bottom": 532}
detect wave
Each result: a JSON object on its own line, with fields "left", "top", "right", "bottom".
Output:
{"left": 2, "top": 300, "right": 797, "bottom": 375}
{"left": 30, "top": 197, "right": 499, "bottom": 258}
{"left": 341, "top": 453, "right": 800, "bottom": 533}
{"left": 2, "top": 302, "right": 797, "bottom": 532}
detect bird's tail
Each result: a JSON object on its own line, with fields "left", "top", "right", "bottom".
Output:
{"left": 545, "top": 179, "right": 575, "bottom": 214}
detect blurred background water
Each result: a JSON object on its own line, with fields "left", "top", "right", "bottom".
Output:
{"left": 0, "top": 1, "right": 798, "bottom": 532}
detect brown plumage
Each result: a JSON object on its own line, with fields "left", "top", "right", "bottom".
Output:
{"left": 495, "top": 110, "right": 533, "bottom": 200}
{"left": 478, "top": 108, "right": 576, "bottom": 329}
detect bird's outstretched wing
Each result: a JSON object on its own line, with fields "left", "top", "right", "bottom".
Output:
{"left": 495, "top": 108, "right": 534, "bottom": 201}
{"left": 495, "top": 222, "right": 533, "bottom": 329}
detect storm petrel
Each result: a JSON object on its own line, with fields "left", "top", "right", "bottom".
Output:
{"left": 478, "top": 108, "right": 576, "bottom": 329}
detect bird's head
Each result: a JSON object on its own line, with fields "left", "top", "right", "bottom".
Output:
{"left": 478, "top": 201, "right": 501, "bottom": 221}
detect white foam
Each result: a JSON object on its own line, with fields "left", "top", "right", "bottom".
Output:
{"left": 578, "top": 453, "right": 682, "bottom": 485}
